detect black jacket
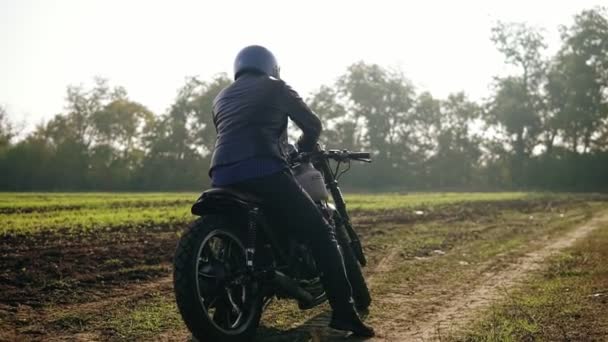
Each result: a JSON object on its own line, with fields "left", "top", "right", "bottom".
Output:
{"left": 210, "top": 73, "right": 322, "bottom": 173}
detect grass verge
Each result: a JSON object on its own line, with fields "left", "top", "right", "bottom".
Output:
{"left": 105, "top": 294, "right": 183, "bottom": 341}
{"left": 451, "top": 216, "right": 608, "bottom": 341}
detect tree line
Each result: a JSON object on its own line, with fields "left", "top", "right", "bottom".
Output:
{"left": 1, "top": 8, "right": 606, "bottom": 191}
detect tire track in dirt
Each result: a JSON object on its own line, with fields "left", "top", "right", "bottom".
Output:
{"left": 372, "top": 211, "right": 608, "bottom": 342}
{"left": 367, "top": 247, "right": 401, "bottom": 289}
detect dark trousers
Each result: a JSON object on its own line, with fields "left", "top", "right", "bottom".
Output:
{"left": 232, "top": 169, "right": 355, "bottom": 313}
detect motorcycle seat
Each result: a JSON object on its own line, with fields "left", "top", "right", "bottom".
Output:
{"left": 192, "top": 188, "right": 263, "bottom": 216}
{"left": 202, "top": 187, "right": 263, "bottom": 205}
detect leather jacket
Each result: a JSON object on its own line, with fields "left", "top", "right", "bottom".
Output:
{"left": 210, "top": 73, "right": 322, "bottom": 174}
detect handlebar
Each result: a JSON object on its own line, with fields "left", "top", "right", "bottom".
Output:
{"left": 290, "top": 149, "right": 372, "bottom": 164}
{"left": 347, "top": 152, "right": 371, "bottom": 159}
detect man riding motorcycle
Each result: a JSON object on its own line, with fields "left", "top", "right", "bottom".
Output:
{"left": 208, "top": 45, "right": 375, "bottom": 337}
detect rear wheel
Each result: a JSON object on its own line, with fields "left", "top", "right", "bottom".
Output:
{"left": 335, "top": 224, "right": 372, "bottom": 310}
{"left": 173, "top": 215, "right": 263, "bottom": 342}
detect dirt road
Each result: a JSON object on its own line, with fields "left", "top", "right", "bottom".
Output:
{"left": 368, "top": 211, "right": 608, "bottom": 341}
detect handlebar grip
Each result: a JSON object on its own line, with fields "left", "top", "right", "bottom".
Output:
{"left": 348, "top": 152, "right": 371, "bottom": 159}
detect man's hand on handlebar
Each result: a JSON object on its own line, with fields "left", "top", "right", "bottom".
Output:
{"left": 288, "top": 145, "right": 372, "bottom": 164}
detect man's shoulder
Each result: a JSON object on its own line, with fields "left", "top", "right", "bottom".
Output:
{"left": 255, "top": 74, "right": 286, "bottom": 89}
{"left": 213, "top": 85, "right": 231, "bottom": 107}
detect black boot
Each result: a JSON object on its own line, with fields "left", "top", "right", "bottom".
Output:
{"left": 318, "top": 242, "right": 375, "bottom": 337}
{"left": 308, "top": 225, "right": 375, "bottom": 337}
{"left": 329, "top": 309, "right": 375, "bottom": 337}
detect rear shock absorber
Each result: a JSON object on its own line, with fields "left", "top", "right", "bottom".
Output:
{"left": 246, "top": 208, "right": 259, "bottom": 270}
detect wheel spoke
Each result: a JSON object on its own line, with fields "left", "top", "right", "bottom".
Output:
{"left": 225, "top": 288, "right": 244, "bottom": 328}
{"left": 195, "top": 230, "right": 252, "bottom": 332}
{"left": 226, "top": 288, "right": 241, "bottom": 315}
{"left": 198, "top": 263, "right": 217, "bottom": 278}
{"left": 220, "top": 239, "right": 230, "bottom": 262}
{"left": 210, "top": 239, "right": 220, "bottom": 260}
{"left": 202, "top": 294, "right": 220, "bottom": 309}
{"left": 226, "top": 239, "right": 233, "bottom": 259}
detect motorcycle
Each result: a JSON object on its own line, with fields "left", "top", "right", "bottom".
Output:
{"left": 173, "top": 146, "right": 372, "bottom": 341}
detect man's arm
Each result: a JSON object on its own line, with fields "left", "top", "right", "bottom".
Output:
{"left": 278, "top": 80, "right": 322, "bottom": 152}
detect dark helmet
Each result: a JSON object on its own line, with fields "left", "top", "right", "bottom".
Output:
{"left": 233, "top": 45, "right": 280, "bottom": 80}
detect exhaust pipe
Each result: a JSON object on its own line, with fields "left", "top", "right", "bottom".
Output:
{"left": 270, "top": 271, "right": 313, "bottom": 304}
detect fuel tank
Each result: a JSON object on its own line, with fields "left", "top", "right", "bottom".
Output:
{"left": 292, "top": 162, "right": 329, "bottom": 201}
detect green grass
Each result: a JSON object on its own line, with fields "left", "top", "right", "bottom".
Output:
{"left": 0, "top": 192, "right": 197, "bottom": 212}
{"left": 106, "top": 294, "right": 182, "bottom": 341}
{"left": 48, "top": 293, "right": 183, "bottom": 341}
{"left": 450, "top": 213, "right": 608, "bottom": 341}
{"left": 0, "top": 192, "right": 199, "bottom": 234}
{"left": 0, "top": 205, "right": 192, "bottom": 235}
{"left": 0, "top": 192, "right": 575, "bottom": 235}
{"left": 345, "top": 192, "right": 541, "bottom": 211}
{"left": 368, "top": 207, "right": 592, "bottom": 295}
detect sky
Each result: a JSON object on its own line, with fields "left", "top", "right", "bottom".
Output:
{"left": 0, "top": 0, "right": 605, "bottom": 132}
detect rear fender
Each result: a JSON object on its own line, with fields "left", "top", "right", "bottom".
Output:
{"left": 191, "top": 193, "right": 254, "bottom": 217}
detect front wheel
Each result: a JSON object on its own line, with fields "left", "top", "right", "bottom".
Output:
{"left": 335, "top": 224, "right": 372, "bottom": 310}
{"left": 173, "top": 215, "right": 263, "bottom": 342}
